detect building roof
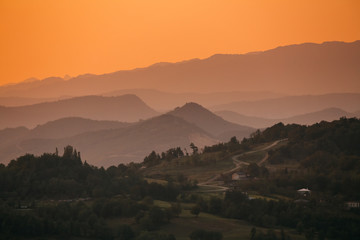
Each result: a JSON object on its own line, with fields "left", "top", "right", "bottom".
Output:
{"left": 297, "top": 188, "right": 311, "bottom": 192}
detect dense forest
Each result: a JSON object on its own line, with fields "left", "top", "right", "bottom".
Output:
{"left": 249, "top": 118, "right": 360, "bottom": 200}
{"left": 0, "top": 118, "right": 359, "bottom": 239}
{"left": 0, "top": 146, "right": 190, "bottom": 239}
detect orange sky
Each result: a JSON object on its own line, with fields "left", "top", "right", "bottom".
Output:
{"left": 0, "top": 0, "right": 359, "bottom": 86}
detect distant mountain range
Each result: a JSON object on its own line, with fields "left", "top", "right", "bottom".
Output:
{"left": 0, "top": 40, "right": 359, "bottom": 98}
{"left": 216, "top": 107, "right": 358, "bottom": 129}
{"left": 0, "top": 90, "right": 284, "bottom": 111}
{"left": 0, "top": 96, "right": 59, "bottom": 107}
{"left": 0, "top": 102, "right": 255, "bottom": 166}
{"left": 212, "top": 93, "right": 360, "bottom": 119}
{"left": 0, "top": 94, "right": 158, "bottom": 129}
{"left": 1, "top": 96, "right": 358, "bottom": 166}
{"left": 102, "top": 89, "right": 284, "bottom": 111}
{"left": 28, "top": 117, "right": 131, "bottom": 139}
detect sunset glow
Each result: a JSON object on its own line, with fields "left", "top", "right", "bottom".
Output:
{"left": 1, "top": 0, "right": 359, "bottom": 85}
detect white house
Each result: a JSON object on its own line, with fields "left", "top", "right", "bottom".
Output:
{"left": 232, "top": 171, "right": 247, "bottom": 181}
{"left": 297, "top": 188, "right": 311, "bottom": 197}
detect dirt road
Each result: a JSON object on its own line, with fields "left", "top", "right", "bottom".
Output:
{"left": 197, "top": 139, "right": 286, "bottom": 192}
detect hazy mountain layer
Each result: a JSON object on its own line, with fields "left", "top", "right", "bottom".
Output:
{"left": 217, "top": 108, "right": 357, "bottom": 129}
{"left": 212, "top": 93, "right": 360, "bottom": 119}
{"left": 0, "top": 94, "right": 158, "bottom": 129}
{"left": 29, "top": 117, "right": 130, "bottom": 139}
{"left": 0, "top": 103, "right": 257, "bottom": 167}
{"left": 0, "top": 114, "right": 218, "bottom": 167}
{"left": 215, "top": 111, "right": 275, "bottom": 129}
{"left": 103, "top": 89, "right": 284, "bottom": 111}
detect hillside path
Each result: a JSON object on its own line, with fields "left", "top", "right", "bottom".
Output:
{"left": 197, "top": 139, "right": 286, "bottom": 192}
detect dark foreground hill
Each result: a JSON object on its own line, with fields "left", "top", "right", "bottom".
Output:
{"left": 1, "top": 118, "right": 360, "bottom": 240}
{"left": 0, "top": 94, "right": 158, "bottom": 129}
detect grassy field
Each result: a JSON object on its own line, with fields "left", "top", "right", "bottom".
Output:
{"left": 236, "top": 151, "right": 266, "bottom": 164}
{"left": 143, "top": 140, "right": 290, "bottom": 184}
{"left": 143, "top": 154, "right": 235, "bottom": 182}
{"left": 144, "top": 177, "right": 169, "bottom": 185}
{"left": 264, "top": 162, "right": 301, "bottom": 173}
{"left": 150, "top": 200, "right": 305, "bottom": 240}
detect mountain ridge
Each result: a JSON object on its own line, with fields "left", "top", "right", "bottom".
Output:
{"left": 1, "top": 40, "right": 359, "bottom": 97}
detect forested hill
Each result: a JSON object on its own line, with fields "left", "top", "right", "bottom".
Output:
{"left": 0, "top": 146, "right": 188, "bottom": 239}
{"left": 0, "top": 118, "right": 360, "bottom": 239}
{"left": 244, "top": 117, "right": 360, "bottom": 200}
{"left": 0, "top": 145, "right": 186, "bottom": 200}
{"left": 246, "top": 117, "right": 360, "bottom": 156}
{"left": 1, "top": 117, "right": 359, "bottom": 200}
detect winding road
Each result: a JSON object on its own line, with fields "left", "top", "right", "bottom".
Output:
{"left": 197, "top": 139, "right": 286, "bottom": 192}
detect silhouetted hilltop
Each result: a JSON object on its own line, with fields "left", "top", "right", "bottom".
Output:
{"left": 0, "top": 41, "right": 359, "bottom": 97}
{"left": 0, "top": 94, "right": 158, "bottom": 129}
{"left": 169, "top": 102, "right": 254, "bottom": 141}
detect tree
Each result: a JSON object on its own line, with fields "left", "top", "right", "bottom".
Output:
{"left": 191, "top": 205, "right": 201, "bottom": 217}
{"left": 296, "top": 221, "right": 304, "bottom": 234}
{"left": 305, "top": 229, "right": 315, "bottom": 240}
{"left": 116, "top": 224, "right": 134, "bottom": 240}
{"left": 136, "top": 232, "right": 175, "bottom": 240}
{"left": 230, "top": 136, "right": 239, "bottom": 145}
{"left": 250, "top": 227, "right": 256, "bottom": 240}
{"left": 247, "top": 163, "right": 260, "bottom": 178}
{"left": 189, "top": 229, "right": 222, "bottom": 240}
{"left": 190, "top": 143, "right": 198, "bottom": 155}
{"left": 63, "top": 145, "right": 74, "bottom": 159}
{"left": 143, "top": 151, "right": 160, "bottom": 167}
{"left": 171, "top": 202, "right": 182, "bottom": 217}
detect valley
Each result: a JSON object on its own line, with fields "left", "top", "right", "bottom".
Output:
{"left": 0, "top": 28, "right": 359, "bottom": 239}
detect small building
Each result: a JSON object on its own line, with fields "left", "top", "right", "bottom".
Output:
{"left": 345, "top": 201, "right": 360, "bottom": 209}
{"left": 232, "top": 171, "right": 247, "bottom": 181}
{"left": 297, "top": 188, "right": 311, "bottom": 197}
